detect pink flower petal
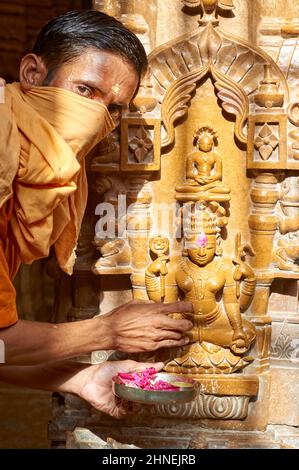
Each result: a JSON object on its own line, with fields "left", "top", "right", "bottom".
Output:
{"left": 118, "top": 367, "right": 180, "bottom": 391}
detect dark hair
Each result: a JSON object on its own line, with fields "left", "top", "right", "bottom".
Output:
{"left": 32, "top": 9, "right": 148, "bottom": 82}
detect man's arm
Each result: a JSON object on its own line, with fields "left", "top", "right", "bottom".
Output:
{"left": 0, "top": 300, "right": 193, "bottom": 365}
{"left": 0, "top": 359, "right": 164, "bottom": 419}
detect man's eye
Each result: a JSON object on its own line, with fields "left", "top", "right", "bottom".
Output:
{"left": 108, "top": 104, "right": 123, "bottom": 114}
{"left": 77, "top": 85, "right": 92, "bottom": 97}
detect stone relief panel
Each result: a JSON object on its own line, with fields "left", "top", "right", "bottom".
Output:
{"left": 88, "top": 0, "right": 297, "bottom": 424}
{"left": 51, "top": 0, "right": 299, "bottom": 445}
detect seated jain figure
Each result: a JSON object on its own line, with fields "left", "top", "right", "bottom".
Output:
{"left": 176, "top": 125, "right": 230, "bottom": 203}
{"left": 145, "top": 228, "right": 256, "bottom": 374}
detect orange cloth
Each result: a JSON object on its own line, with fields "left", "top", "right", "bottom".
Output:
{"left": 0, "top": 200, "right": 18, "bottom": 328}
{"left": 0, "top": 82, "right": 115, "bottom": 327}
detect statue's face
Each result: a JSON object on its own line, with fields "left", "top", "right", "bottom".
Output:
{"left": 198, "top": 135, "right": 213, "bottom": 152}
{"left": 101, "top": 239, "right": 123, "bottom": 255}
{"left": 187, "top": 237, "right": 216, "bottom": 266}
{"left": 151, "top": 237, "right": 169, "bottom": 255}
{"left": 96, "top": 177, "right": 111, "bottom": 195}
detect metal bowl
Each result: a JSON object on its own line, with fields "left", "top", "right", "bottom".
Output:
{"left": 112, "top": 372, "right": 198, "bottom": 405}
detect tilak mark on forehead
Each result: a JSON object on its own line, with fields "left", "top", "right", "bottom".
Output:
{"left": 111, "top": 83, "right": 121, "bottom": 96}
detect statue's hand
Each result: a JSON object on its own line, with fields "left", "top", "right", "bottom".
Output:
{"left": 160, "top": 257, "right": 169, "bottom": 276}
{"left": 186, "top": 326, "right": 199, "bottom": 342}
{"left": 148, "top": 257, "right": 169, "bottom": 275}
{"left": 196, "top": 177, "right": 209, "bottom": 185}
{"left": 233, "top": 261, "right": 254, "bottom": 281}
{"left": 230, "top": 329, "right": 249, "bottom": 354}
{"left": 203, "top": 176, "right": 215, "bottom": 183}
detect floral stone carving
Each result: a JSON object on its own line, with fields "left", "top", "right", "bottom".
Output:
{"left": 254, "top": 123, "right": 279, "bottom": 161}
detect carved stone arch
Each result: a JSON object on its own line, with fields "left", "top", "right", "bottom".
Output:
{"left": 147, "top": 23, "right": 290, "bottom": 148}
{"left": 161, "top": 63, "right": 249, "bottom": 146}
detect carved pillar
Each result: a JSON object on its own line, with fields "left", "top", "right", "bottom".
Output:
{"left": 93, "top": 0, "right": 158, "bottom": 52}
{"left": 126, "top": 176, "right": 153, "bottom": 300}
{"left": 249, "top": 173, "right": 280, "bottom": 272}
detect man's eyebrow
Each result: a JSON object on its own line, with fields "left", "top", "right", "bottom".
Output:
{"left": 74, "top": 80, "right": 130, "bottom": 107}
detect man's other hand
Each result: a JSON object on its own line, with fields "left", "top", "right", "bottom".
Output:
{"left": 99, "top": 300, "right": 193, "bottom": 353}
{"left": 78, "top": 360, "right": 164, "bottom": 419}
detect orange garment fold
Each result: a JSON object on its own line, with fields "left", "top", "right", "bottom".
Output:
{"left": 0, "top": 82, "right": 114, "bottom": 275}
{"left": 0, "top": 200, "right": 18, "bottom": 328}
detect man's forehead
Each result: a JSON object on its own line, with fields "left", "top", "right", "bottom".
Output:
{"left": 69, "top": 48, "right": 134, "bottom": 77}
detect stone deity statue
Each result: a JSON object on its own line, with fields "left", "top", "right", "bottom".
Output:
{"left": 145, "top": 220, "right": 256, "bottom": 374}
{"left": 176, "top": 125, "right": 230, "bottom": 203}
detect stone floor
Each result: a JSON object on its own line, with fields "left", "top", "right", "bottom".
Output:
{"left": 0, "top": 382, "right": 52, "bottom": 449}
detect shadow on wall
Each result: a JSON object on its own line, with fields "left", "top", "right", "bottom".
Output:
{"left": 0, "top": 0, "right": 91, "bottom": 82}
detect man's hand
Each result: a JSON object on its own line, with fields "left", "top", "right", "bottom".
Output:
{"left": 98, "top": 300, "right": 194, "bottom": 353}
{"left": 0, "top": 302, "right": 192, "bottom": 366}
{"left": 0, "top": 359, "right": 163, "bottom": 420}
{"left": 78, "top": 360, "right": 164, "bottom": 419}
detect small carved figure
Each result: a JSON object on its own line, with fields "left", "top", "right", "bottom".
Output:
{"left": 176, "top": 125, "right": 230, "bottom": 202}
{"left": 91, "top": 132, "right": 120, "bottom": 168}
{"left": 94, "top": 175, "right": 113, "bottom": 195}
{"left": 279, "top": 177, "right": 299, "bottom": 234}
{"left": 274, "top": 232, "right": 299, "bottom": 272}
{"left": 94, "top": 238, "right": 131, "bottom": 268}
{"left": 233, "top": 232, "right": 256, "bottom": 312}
{"left": 145, "top": 236, "right": 170, "bottom": 302}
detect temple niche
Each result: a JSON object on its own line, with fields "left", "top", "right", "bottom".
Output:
{"left": 50, "top": 0, "right": 299, "bottom": 449}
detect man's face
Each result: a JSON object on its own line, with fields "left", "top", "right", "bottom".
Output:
{"left": 21, "top": 47, "right": 139, "bottom": 125}
{"left": 47, "top": 48, "right": 139, "bottom": 124}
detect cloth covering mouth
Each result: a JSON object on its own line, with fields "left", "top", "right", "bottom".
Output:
{"left": 0, "top": 82, "right": 115, "bottom": 275}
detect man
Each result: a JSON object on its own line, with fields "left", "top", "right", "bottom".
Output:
{"left": 0, "top": 10, "right": 193, "bottom": 419}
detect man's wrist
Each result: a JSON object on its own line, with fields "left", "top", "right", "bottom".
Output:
{"left": 90, "top": 314, "right": 116, "bottom": 351}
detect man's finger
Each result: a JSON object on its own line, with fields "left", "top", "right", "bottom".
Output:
{"left": 118, "top": 360, "right": 164, "bottom": 373}
{"left": 154, "top": 337, "right": 190, "bottom": 350}
{"left": 133, "top": 362, "right": 164, "bottom": 373}
{"left": 159, "top": 317, "right": 193, "bottom": 332}
{"left": 156, "top": 330, "right": 184, "bottom": 341}
{"left": 111, "top": 404, "right": 127, "bottom": 419}
{"left": 158, "top": 301, "right": 194, "bottom": 314}
{"left": 129, "top": 299, "right": 154, "bottom": 305}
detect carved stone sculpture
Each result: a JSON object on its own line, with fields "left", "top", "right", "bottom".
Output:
{"left": 279, "top": 176, "right": 299, "bottom": 234}
{"left": 91, "top": 132, "right": 120, "bottom": 171}
{"left": 175, "top": 125, "right": 231, "bottom": 202}
{"left": 146, "top": 204, "right": 256, "bottom": 374}
{"left": 145, "top": 235, "right": 170, "bottom": 302}
{"left": 94, "top": 238, "right": 131, "bottom": 269}
{"left": 273, "top": 233, "right": 299, "bottom": 273}
{"left": 182, "top": 0, "right": 235, "bottom": 25}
